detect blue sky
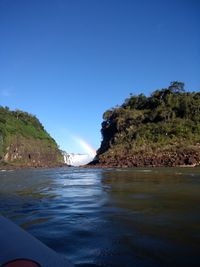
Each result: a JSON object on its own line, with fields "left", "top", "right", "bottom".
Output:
{"left": 0, "top": 0, "right": 199, "bottom": 154}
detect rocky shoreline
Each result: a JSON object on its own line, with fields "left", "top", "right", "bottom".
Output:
{"left": 1, "top": 150, "right": 200, "bottom": 170}
{"left": 85, "top": 150, "right": 200, "bottom": 168}
{"left": 0, "top": 162, "right": 68, "bottom": 171}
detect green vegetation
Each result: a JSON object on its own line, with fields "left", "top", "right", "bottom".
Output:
{"left": 97, "top": 82, "right": 200, "bottom": 166}
{"left": 0, "top": 107, "right": 63, "bottom": 167}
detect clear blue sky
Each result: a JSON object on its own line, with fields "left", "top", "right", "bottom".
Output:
{"left": 0, "top": 0, "right": 199, "bottom": 154}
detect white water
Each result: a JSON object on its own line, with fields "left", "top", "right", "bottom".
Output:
{"left": 62, "top": 152, "right": 94, "bottom": 166}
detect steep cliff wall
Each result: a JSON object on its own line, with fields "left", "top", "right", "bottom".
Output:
{"left": 0, "top": 107, "right": 63, "bottom": 168}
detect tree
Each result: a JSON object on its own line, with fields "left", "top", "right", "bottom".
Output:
{"left": 168, "top": 81, "right": 185, "bottom": 94}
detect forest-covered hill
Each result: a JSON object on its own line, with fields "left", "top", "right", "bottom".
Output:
{"left": 94, "top": 82, "right": 200, "bottom": 167}
{"left": 0, "top": 107, "right": 63, "bottom": 168}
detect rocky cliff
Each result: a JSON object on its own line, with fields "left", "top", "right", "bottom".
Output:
{"left": 91, "top": 82, "right": 200, "bottom": 167}
{"left": 0, "top": 107, "right": 64, "bottom": 168}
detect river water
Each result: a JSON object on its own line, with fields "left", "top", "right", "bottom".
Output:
{"left": 0, "top": 167, "right": 200, "bottom": 267}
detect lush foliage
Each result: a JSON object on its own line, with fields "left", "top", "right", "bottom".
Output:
{"left": 99, "top": 82, "right": 200, "bottom": 156}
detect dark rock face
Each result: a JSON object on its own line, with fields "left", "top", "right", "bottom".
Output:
{"left": 3, "top": 136, "right": 63, "bottom": 168}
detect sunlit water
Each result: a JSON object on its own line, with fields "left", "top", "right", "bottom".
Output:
{"left": 0, "top": 167, "right": 200, "bottom": 267}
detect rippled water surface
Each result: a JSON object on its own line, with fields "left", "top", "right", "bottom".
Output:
{"left": 0, "top": 167, "right": 200, "bottom": 266}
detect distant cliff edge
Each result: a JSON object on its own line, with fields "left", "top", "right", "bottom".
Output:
{"left": 91, "top": 82, "right": 200, "bottom": 167}
{"left": 0, "top": 107, "right": 64, "bottom": 169}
